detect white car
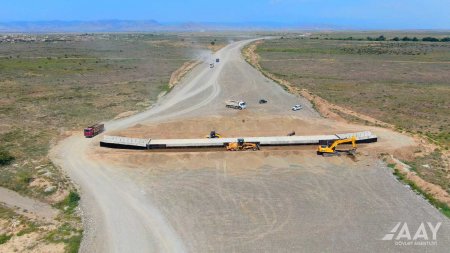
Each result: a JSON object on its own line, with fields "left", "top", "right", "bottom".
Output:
{"left": 292, "top": 104, "right": 303, "bottom": 111}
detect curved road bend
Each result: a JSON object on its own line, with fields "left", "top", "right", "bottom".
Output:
{"left": 51, "top": 39, "right": 450, "bottom": 253}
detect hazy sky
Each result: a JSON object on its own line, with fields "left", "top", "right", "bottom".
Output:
{"left": 1, "top": 0, "right": 449, "bottom": 29}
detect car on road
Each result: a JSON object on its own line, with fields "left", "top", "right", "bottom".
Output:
{"left": 210, "top": 63, "right": 214, "bottom": 68}
{"left": 259, "top": 99, "right": 267, "bottom": 104}
{"left": 292, "top": 104, "right": 302, "bottom": 111}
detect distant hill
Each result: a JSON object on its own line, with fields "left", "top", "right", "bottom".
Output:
{"left": 0, "top": 20, "right": 338, "bottom": 33}
{"left": 0, "top": 20, "right": 162, "bottom": 32}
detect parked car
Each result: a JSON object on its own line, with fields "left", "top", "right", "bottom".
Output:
{"left": 292, "top": 104, "right": 303, "bottom": 111}
{"left": 259, "top": 99, "right": 268, "bottom": 104}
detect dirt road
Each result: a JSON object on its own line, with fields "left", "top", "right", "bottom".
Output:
{"left": 0, "top": 187, "right": 58, "bottom": 222}
{"left": 51, "top": 39, "right": 450, "bottom": 252}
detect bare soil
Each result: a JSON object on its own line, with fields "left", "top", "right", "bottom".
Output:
{"left": 52, "top": 38, "right": 450, "bottom": 252}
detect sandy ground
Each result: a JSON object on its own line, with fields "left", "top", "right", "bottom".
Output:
{"left": 110, "top": 115, "right": 415, "bottom": 156}
{"left": 51, "top": 38, "right": 450, "bottom": 252}
{"left": 92, "top": 150, "right": 449, "bottom": 252}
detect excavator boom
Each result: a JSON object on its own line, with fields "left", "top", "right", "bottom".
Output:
{"left": 317, "top": 136, "right": 356, "bottom": 155}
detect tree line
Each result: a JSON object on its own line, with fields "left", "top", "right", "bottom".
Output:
{"left": 323, "top": 35, "right": 450, "bottom": 42}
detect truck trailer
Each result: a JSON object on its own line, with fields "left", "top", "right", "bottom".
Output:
{"left": 225, "top": 100, "right": 247, "bottom": 110}
{"left": 84, "top": 123, "right": 104, "bottom": 138}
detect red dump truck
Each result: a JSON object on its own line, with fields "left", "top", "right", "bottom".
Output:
{"left": 84, "top": 123, "right": 104, "bottom": 138}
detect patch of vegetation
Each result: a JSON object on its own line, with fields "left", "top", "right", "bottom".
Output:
{"left": 66, "top": 234, "right": 82, "bottom": 253}
{"left": 0, "top": 33, "right": 224, "bottom": 251}
{"left": 405, "top": 150, "right": 450, "bottom": 193}
{"left": 310, "top": 99, "right": 318, "bottom": 113}
{"left": 387, "top": 163, "right": 396, "bottom": 169}
{"left": 55, "top": 191, "right": 80, "bottom": 214}
{"left": 0, "top": 234, "right": 12, "bottom": 244}
{"left": 367, "top": 35, "right": 386, "bottom": 41}
{"left": 425, "top": 132, "right": 450, "bottom": 150}
{"left": 258, "top": 47, "right": 343, "bottom": 55}
{"left": 159, "top": 83, "right": 172, "bottom": 93}
{"left": 392, "top": 168, "right": 450, "bottom": 218}
{"left": 0, "top": 204, "right": 17, "bottom": 220}
{"left": 0, "top": 204, "right": 43, "bottom": 244}
{"left": 323, "top": 34, "right": 450, "bottom": 43}
{"left": 16, "top": 222, "right": 39, "bottom": 236}
{"left": 256, "top": 37, "right": 450, "bottom": 149}
{"left": 0, "top": 149, "right": 14, "bottom": 166}
{"left": 422, "top": 37, "right": 440, "bottom": 42}
{"left": 45, "top": 223, "right": 82, "bottom": 253}
{"left": 0, "top": 34, "right": 206, "bottom": 201}
{"left": 340, "top": 43, "right": 429, "bottom": 56}
{"left": 331, "top": 109, "right": 377, "bottom": 127}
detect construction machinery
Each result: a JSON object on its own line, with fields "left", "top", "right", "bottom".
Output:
{"left": 205, "top": 131, "right": 222, "bottom": 138}
{"left": 226, "top": 138, "right": 260, "bottom": 151}
{"left": 225, "top": 100, "right": 247, "bottom": 110}
{"left": 317, "top": 136, "right": 357, "bottom": 156}
{"left": 84, "top": 123, "right": 104, "bottom": 138}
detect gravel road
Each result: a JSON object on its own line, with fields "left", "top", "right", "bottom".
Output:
{"left": 51, "top": 39, "right": 450, "bottom": 252}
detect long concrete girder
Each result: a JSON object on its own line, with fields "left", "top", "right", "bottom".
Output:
{"left": 100, "top": 131, "right": 377, "bottom": 149}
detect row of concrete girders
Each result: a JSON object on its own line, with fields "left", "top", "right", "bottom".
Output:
{"left": 100, "top": 131, "right": 377, "bottom": 149}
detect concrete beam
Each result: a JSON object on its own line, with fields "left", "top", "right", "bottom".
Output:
{"left": 100, "top": 131, "right": 377, "bottom": 150}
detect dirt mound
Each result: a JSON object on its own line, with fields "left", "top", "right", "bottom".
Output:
{"left": 113, "top": 116, "right": 350, "bottom": 139}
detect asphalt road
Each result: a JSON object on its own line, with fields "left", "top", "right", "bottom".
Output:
{"left": 51, "top": 39, "right": 450, "bottom": 253}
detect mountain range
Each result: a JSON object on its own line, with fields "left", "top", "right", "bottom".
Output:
{"left": 0, "top": 20, "right": 336, "bottom": 32}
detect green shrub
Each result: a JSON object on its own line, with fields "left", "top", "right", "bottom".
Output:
{"left": 422, "top": 37, "right": 439, "bottom": 42}
{"left": 0, "top": 234, "right": 12, "bottom": 244}
{"left": 375, "top": 35, "right": 386, "bottom": 41}
{"left": 0, "top": 149, "right": 14, "bottom": 166}
{"left": 56, "top": 191, "right": 80, "bottom": 213}
{"left": 401, "top": 36, "right": 411, "bottom": 41}
{"left": 68, "top": 191, "right": 80, "bottom": 204}
{"left": 46, "top": 223, "right": 82, "bottom": 253}
{"left": 67, "top": 234, "right": 82, "bottom": 253}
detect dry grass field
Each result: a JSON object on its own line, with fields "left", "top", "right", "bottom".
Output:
{"left": 0, "top": 32, "right": 232, "bottom": 252}
{"left": 251, "top": 33, "right": 450, "bottom": 200}
{"left": 257, "top": 35, "right": 449, "bottom": 143}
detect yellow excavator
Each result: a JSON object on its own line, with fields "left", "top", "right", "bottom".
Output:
{"left": 317, "top": 136, "right": 357, "bottom": 156}
{"left": 227, "top": 138, "right": 260, "bottom": 151}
